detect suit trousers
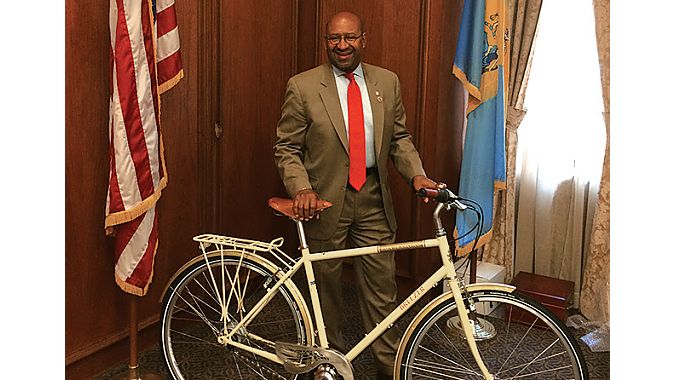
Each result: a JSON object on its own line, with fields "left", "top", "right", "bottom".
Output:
{"left": 307, "top": 172, "right": 401, "bottom": 377}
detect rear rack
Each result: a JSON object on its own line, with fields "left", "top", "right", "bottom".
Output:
{"left": 193, "top": 233, "right": 298, "bottom": 270}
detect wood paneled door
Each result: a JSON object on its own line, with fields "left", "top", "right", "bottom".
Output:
{"left": 211, "top": 0, "right": 466, "bottom": 287}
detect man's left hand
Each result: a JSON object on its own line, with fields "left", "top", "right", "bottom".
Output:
{"left": 412, "top": 175, "right": 438, "bottom": 203}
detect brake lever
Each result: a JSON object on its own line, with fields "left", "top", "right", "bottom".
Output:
{"left": 438, "top": 185, "right": 468, "bottom": 211}
{"left": 448, "top": 199, "right": 468, "bottom": 211}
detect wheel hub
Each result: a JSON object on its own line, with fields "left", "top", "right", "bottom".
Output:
{"left": 445, "top": 316, "right": 497, "bottom": 341}
{"left": 217, "top": 317, "right": 249, "bottom": 345}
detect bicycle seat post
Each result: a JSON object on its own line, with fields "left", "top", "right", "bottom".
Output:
{"left": 295, "top": 219, "right": 309, "bottom": 250}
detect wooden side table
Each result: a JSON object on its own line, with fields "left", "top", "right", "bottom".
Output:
{"left": 510, "top": 271, "right": 575, "bottom": 326}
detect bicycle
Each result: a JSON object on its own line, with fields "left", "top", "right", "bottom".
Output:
{"left": 159, "top": 186, "right": 588, "bottom": 379}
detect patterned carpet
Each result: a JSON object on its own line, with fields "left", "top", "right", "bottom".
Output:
{"left": 96, "top": 283, "right": 610, "bottom": 379}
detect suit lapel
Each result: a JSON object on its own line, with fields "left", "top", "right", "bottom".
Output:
{"left": 363, "top": 64, "right": 384, "bottom": 161}
{"left": 319, "top": 64, "right": 349, "bottom": 153}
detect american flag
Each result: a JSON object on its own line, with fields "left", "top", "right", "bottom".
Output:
{"left": 106, "top": 0, "right": 183, "bottom": 296}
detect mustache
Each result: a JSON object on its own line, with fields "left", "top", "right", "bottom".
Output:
{"left": 333, "top": 46, "right": 355, "bottom": 54}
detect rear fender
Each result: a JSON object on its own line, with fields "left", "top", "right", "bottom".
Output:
{"left": 159, "top": 249, "right": 282, "bottom": 302}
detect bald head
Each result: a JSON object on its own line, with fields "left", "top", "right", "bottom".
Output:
{"left": 326, "top": 11, "right": 364, "bottom": 34}
{"left": 324, "top": 11, "right": 366, "bottom": 72}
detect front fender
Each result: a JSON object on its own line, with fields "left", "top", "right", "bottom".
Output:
{"left": 415, "top": 282, "right": 516, "bottom": 314}
{"left": 460, "top": 282, "right": 515, "bottom": 294}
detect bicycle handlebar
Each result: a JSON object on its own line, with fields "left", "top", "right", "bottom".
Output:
{"left": 416, "top": 188, "right": 468, "bottom": 210}
{"left": 416, "top": 188, "right": 458, "bottom": 202}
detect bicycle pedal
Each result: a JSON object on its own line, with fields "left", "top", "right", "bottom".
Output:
{"left": 275, "top": 341, "right": 354, "bottom": 380}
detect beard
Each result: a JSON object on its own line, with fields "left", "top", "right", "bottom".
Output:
{"left": 328, "top": 47, "right": 361, "bottom": 72}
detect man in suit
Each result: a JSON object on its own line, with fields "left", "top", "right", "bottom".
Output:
{"left": 274, "top": 11, "right": 437, "bottom": 379}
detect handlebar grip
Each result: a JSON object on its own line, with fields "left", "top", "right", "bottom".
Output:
{"left": 417, "top": 188, "right": 455, "bottom": 203}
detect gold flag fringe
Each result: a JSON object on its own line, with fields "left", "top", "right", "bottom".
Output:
{"left": 158, "top": 69, "right": 184, "bottom": 95}
{"left": 115, "top": 276, "right": 148, "bottom": 297}
{"left": 114, "top": 236, "right": 160, "bottom": 296}
{"left": 105, "top": 176, "right": 167, "bottom": 235}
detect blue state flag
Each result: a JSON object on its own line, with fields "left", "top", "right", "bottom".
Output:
{"left": 453, "top": 0, "right": 508, "bottom": 255}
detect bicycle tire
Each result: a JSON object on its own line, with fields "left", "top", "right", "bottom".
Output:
{"left": 395, "top": 288, "right": 588, "bottom": 379}
{"left": 160, "top": 250, "right": 313, "bottom": 379}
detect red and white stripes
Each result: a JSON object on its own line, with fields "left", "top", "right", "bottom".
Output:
{"left": 155, "top": 0, "right": 183, "bottom": 92}
{"left": 106, "top": 0, "right": 182, "bottom": 296}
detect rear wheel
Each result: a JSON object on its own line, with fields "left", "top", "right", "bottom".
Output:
{"left": 396, "top": 289, "right": 588, "bottom": 379}
{"left": 160, "top": 251, "right": 312, "bottom": 379}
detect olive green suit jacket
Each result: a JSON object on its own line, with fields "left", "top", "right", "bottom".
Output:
{"left": 274, "top": 63, "right": 426, "bottom": 240}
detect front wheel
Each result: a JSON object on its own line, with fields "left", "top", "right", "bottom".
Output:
{"left": 395, "top": 288, "right": 588, "bottom": 379}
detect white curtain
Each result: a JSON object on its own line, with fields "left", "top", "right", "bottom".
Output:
{"left": 514, "top": 0, "right": 605, "bottom": 306}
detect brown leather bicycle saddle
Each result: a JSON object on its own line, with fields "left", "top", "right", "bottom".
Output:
{"left": 267, "top": 197, "right": 333, "bottom": 219}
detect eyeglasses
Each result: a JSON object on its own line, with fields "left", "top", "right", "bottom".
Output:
{"left": 324, "top": 33, "right": 365, "bottom": 45}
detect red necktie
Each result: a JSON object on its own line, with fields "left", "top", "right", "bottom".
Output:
{"left": 345, "top": 72, "right": 366, "bottom": 191}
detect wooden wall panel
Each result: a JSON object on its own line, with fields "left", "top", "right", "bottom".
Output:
{"left": 197, "top": 1, "right": 223, "bottom": 234}
{"left": 297, "top": 1, "right": 320, "bottom": 72}
{"left": 412, "top": 0, "right": 467, "bottom": 278}
{"left": 65, "top": 0, "right": 119, "bottom": 366}
{"left": 216, "top": 1, "right": 298, "bottom": 247}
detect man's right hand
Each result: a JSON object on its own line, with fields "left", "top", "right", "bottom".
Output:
{"left": 293, "top": 188, "right": 320, "bottom": 221}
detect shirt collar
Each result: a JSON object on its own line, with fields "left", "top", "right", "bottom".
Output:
{"left": 332, "top": 63, "right": 364, "bottom": 80}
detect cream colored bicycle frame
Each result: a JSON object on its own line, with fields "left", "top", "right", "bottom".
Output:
{"left": 204, "top": 203, "right": 498, "bottom": 379}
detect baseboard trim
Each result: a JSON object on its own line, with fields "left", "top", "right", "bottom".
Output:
{"left": 65, "top": 314, "right": 159, "bottom": 365}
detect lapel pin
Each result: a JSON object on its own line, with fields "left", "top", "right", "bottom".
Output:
{"left": 375, "top": 91, "right": 383, "bottom": 102}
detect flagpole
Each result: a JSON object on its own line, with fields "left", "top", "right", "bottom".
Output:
{"left": 112, "top": 295, "right": 164, "bottom": 380}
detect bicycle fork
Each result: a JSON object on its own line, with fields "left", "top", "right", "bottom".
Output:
{"left": 434, "top": 203, "right": 494, "bottom": 380}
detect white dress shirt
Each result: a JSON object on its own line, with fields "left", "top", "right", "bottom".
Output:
{"left": 332, "top": 64, "right": 376, "bottom": 168}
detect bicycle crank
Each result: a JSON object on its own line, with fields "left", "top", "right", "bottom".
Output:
{"left": 275, "top": 341, "right": 354, "bottom": 380}
{"left": 313, "top": 364, "right": 338, "bottom": 380}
